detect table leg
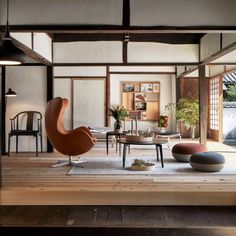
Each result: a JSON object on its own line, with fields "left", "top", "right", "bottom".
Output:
{"left": 159, "top": 144, "right": 164, "bottom": 168}
{"left": 123, "top": 144, "right": 128, "bottom": 168}
{"left": 106, "top": 133, "right": 109, "bottom": 155}
{"left": 155, "top": 145, "right": 159, "bottom": 161}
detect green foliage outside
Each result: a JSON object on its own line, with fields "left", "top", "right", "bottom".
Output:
{"left": 226, "top": 84, "right": 236, "bottom": 101}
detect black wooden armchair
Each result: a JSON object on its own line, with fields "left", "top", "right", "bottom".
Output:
{"left": 8, "top": 111, "right": 43, "bottom": 156}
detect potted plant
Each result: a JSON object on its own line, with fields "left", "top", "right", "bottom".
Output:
{"left": 157, "top": 115, "right": 168, "bottom": 133}
{"left": 165, "top": 98, "right": 199, "bottom": 139}
{"left": 109, "top": 105, "right": 129, "bottom": 133}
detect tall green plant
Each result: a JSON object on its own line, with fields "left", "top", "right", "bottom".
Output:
{"left": 175, "top": 98, "right": 199, "bottom": 129}
{"left": 165, "top": 98, "right": 199, "bottom": 129}
{"left": 109, "top": 105, "right": 129, "bottom": 121}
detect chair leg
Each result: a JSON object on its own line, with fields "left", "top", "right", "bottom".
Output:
{"left": 16, "top": 135, "right": 18, "bottom": 153}
{"left": 8, "top": 134, "right": 11, "bottom": 157}
{"left": 40, "top": 134, "right": 43, "bottom": 153}
{"left": 51, "top": 156, "right": 87, "bottom": 168}
{"left": 36, "top": 135, "right": 38, "bottom": 157}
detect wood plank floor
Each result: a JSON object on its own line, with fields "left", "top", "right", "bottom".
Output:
{"left": 1, "top": 140, "right": 236, "bottom": 205}
{"left": 1, "top": 206, "right": 236, "bottom": 236}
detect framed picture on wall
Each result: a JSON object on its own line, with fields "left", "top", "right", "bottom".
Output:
{"left": 153, "top": 83, "right": 160, "bottom": 93}
{"left": 134, "top": 93, "right": 146, "bottom": 102}
{"left": 135, "top": 101, "right": 146, "bottom": 110}
{"left": 141, "top": 83, "right": 153, "bottom": 93}
{"left": 123, "top": 83, "right": 135, "bottom": 92}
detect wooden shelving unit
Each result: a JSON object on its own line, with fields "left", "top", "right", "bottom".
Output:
{"left": 120, "top": 81, "right": 160, "bottom": 121}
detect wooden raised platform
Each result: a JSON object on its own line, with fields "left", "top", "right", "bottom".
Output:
{"left": 1, "top": 140, "right": 236, "bottom": 205}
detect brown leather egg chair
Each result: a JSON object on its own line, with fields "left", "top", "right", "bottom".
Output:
{"left": 45, "top": 97, "right": 96, "bottom": 168}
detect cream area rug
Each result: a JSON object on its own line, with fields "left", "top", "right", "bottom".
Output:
{"left": 67, "top": 151, "right": 236, "bottom": 175}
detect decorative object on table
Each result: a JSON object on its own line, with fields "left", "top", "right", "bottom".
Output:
{"left": 109, "top": 105, "right": 129, "bottom": 133}
{"left": 190, "top": 152, "right": 225, "bottom": 172}
{"left": 126, "top": 128, "right": 153, "bottom": 142}
{"left": 157, "top": 115, "right": 168, "bottom": 133}
{"left": 172, "top": 143, "right": 207, "bottom": 162}
{"left": 130, "top": 159, "right": 155, "bottom": 171}
{"left": 165, "top": 98, "right": 199, "bottom": 139}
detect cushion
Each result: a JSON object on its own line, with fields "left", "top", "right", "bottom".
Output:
{"left": 190, "top": 152, "right": 225, "bottom": 172}
{"left": 172, "top": 143, "right": 207, "bottom": 162}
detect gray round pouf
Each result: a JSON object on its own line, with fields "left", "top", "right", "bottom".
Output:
{"left": 190, "top": 152, "right": 225, "bottom": 172}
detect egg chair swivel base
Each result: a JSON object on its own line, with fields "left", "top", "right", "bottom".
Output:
{"left": 45, "top": 97, "right": 96, "bottom": 168}
{"left": 51, "top": 155, "right": 87, "bottom": 168}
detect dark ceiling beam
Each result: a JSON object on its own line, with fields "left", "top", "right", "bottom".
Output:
{"left": 11, "top": 38, "right": 52, "bottom": 66}
{"left": 123, "top": 0, "right": 130, "bottom": 28}
{"left": 1, "top": 25, "right": 236, "bottom": 33}
{"left": 53, "top": 62, "right": 199, "bottom": 66}
{"left": 53, "top": 33, "right": 204, "bottom": 44}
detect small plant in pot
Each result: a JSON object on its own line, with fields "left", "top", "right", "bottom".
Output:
{"left": 109, "top": 105, "right": 129, "bottom": 133}
{"left": 157, "top": 115, "right": 168, "bottom": 133}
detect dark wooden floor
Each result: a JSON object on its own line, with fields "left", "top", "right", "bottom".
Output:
{"left": 1, "top": 206, "right": 236, "bottom": 235}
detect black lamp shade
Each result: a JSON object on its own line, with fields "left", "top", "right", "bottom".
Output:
{"left": 5, "top": 88, "right": 17, "bottom": 97}
{"left": 0, "top": 38, "right": 25, "bottom": 65}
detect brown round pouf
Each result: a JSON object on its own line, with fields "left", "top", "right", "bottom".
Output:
{"left": 172, "top": 143, "right": 207, "bottom": 162}
{"left": 190, "top": 152, "right": 225, "bottom": 172}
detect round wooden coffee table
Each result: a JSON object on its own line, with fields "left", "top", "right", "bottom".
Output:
{"left": 118, "top": 139, "right": 167, "bottom": 168}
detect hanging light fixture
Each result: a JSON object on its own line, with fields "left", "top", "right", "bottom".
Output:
{"left": 5, "top": 88, "right": 17, "bottom": 97}
{"left": 0, "top": 0, "right": 25, "bottom": 65}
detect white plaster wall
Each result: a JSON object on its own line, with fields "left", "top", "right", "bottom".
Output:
{"left": 54, "top": 42, "right": 122, "bottom": 63}
{"left": 223, "top": 108, "right": 236, "bottom": 139}
{"left": 222, "top": 34, "right": 236, "bottom": 48}
{"left": 6, "top": 66, "right": 47, "bottom": 152}
{"left": 200, "top": 34, "right": 221, "bottom": 61}
{"left": 54, "top": 79, "right": 72, "bottom": 130}
{"left": 33, "top": 33, "right": 52, "bottom": 62}
{"left": 110, "top": 74, "right": 173, "bottom": 132}
{"left": 212, "top": 50, "right": 236, "bottom": 64}
{"left": 54, "top": 67, "right": 106, "bottom": 77}
{"left": 130, "top": 0, "right": 236, "bottom": 26}
{"left": 128, "top": 43, "right": 199, "bottom": 63}
{"left": 0, "top": 0, "right": 122, "bottom": 25}
{"left": 209, "top": 65, "right": 225, "bottom": 77}
{"left": 10, "top": 33, "right": 32, "bottom": 49}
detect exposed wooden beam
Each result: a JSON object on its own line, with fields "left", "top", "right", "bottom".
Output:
{"left": 176, "top": 66, "right": 199, "bottom": 78}
{"left": 53, "top": 33, "right": 203, "bottom": 44}
{"left": 110, "top": 72, "right": 175, "bottom": 75}
{"left": 201, "top": 41, "right": 236, "bottom": 65}
{"left": 199, "top": 65, "right": 208, "bottom": 145}
{"left": 105, "top": 66, "right": 110, "bottom": 127}
{"left": 2, "top": 25, "right": 236, "bottom": 33}
{"left": 46, "top": 66, "right": 53, "bottom": 152}
{"left": 53, "top": 63, "right": 199, "bottom": 67}
{"left": 122, "top": 0, "right": 130, "bottom": 28}
{"left": 0, "top": 66, "right": 6, "bottom": 156}
{"left": 11, "top": 38, "right": 52, "bottom": 66}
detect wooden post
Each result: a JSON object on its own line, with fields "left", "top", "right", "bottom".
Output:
{"left": 199, "top": 65, "right": 208, "bottom": 144}
{"left": 47, "top": 66, "right": 54, "bottom": 152}
{"left": 105, "top": 66, "right": 111, "bottom": 127}
{"left": 0, "top": 66, "right": 6, "bottom": 155}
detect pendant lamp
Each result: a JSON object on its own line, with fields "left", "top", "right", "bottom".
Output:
{"left": 0, "top": 0, "right": 25, "bottom": 65}
{"left": 5, "top": 88, "right": 17, "bottom": 97}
